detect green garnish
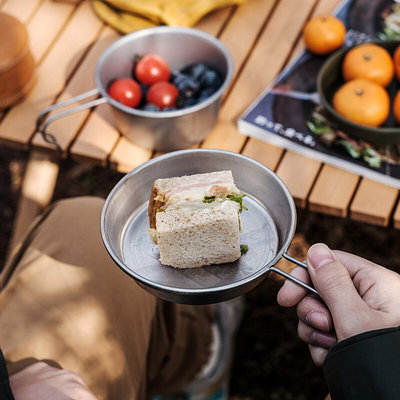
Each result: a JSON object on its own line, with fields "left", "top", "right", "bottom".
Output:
{"left": 240, "top": 244, "right": 249, "bottom": 255}
{"left": 227, "top": 193, "right": 247, "bottom": 213}
{"left": 202, "top": 193, "right": 247, "bottom": 212}
{"left": 203, "top": 196, "right": 216, "bottom": 203}
{"left": 156, "top": 208, "right": 166, "bottom": 212}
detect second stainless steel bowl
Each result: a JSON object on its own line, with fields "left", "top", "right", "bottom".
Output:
{"left": 37, "top": 26, "right": 234, "bottom": 152}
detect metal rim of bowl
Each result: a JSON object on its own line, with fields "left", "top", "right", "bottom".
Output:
{"left": 95, "top": 26, "right": 234, "bottom": 119}
{"left": 100, "top": 148, "right": 297, "bottom": 298}
{"left": 317, "top": 39, "right": 400, "bottom": 139}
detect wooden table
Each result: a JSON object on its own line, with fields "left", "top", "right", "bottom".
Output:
{"left": 2, "top": 0, "right": 400, "bottom": 250}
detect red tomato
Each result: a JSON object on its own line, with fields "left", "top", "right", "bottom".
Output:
{"left": 146, "top": 81, "right": 179, "bottom": 109}
{"left": 135, "top": 54, "right": 170, "bottom": 85}
{"left": 108, "top": 78, "right": 142, "bottom": 108}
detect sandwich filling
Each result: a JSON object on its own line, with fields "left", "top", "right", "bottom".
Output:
{"left": 148, "top": 171, "right": 244, "bottom": 229}
{"left": 147, "top": 170, "right": 246, "bottom": 269}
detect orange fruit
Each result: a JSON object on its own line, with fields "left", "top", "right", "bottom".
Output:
{"left": 393, "top": 44, "right": 400, "bottom": 81}
{"left": 303, "top": 14, "right": 346, "bottom": 55}
{"left": 393, "top": 90, "right": 400, "bottom": 124}
{"left": 332, "top": 79, "right": 390, "bottom": 127}
{"left": 342, "top": 43, "right": 394, "bottom": 87}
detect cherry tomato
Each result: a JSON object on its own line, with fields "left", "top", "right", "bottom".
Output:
{"left": 108, "top": 78, "right": 142, "bottom": 108}
{"left": 146, "top": 81, "right": 179, "bottom": 109}
{"left": 135, "top": 54, "right": 170, "bottom": 85}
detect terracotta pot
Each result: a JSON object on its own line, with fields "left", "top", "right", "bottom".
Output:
{"left": 0, "top": 12, "right": 36, "bottom": 109}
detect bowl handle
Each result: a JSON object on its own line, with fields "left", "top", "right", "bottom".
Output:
{"left": 269, "top": 252, "right": 318, "bottom": 295}
{"left": 35, "top": 88, "right": 107, "bottom": 152}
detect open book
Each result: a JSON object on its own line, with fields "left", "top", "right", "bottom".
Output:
{"left": 238, "top": 0, "right": 400, "bottom": 189}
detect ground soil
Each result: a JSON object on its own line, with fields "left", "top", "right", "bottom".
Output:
{"left": 1, "top": 146, "right": 400, "bottom": 400}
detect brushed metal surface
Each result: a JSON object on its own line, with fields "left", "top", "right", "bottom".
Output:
{"left": 96, "top": 26, "right": 233, "bottom": 151}
{"left": 37, "top": 27, "right": 233, "bottom": 152}
{"left": 101, "top": 149, "right": 297, "bottom": 304}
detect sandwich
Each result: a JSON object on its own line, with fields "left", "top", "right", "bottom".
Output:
{"left": 147, "top": 170, "right": 246, "bottom": 269}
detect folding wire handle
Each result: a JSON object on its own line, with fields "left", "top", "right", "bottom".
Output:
{"left": 269, "top": 252, "right": 318, "bottom": 295}
{"left": 35, "top": 88, "right": 107, "bottom": 152}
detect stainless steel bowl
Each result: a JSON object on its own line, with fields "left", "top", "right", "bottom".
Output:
{"left": 36, "top": 27, "right": 233, "bottom": 152}
{"left": 100, "top": 149, "right": 315, "bottom": 304}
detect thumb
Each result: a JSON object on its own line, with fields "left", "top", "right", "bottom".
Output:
{"left": 307, "top": 243, "right": 367, "bottom": 338}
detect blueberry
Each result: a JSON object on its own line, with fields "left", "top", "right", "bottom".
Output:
{"left": 138, "top": 83, "right": 149, "bottom": 107}
{"left": 143, "top": 103, "right": 160, "bottom": 112}
{"left": 173, "top": 73, "right": 200, "bottom": 98}
{"left": 186, "top": 63, "right": 208, "bottom": 80}
{"left": 139, "top": 83, "right": 149, "bottom": 97}
{"left": 176, "top": 95, "right": 198, "bottom": 109}
{"left": 163, "top": 106, "right": 177, "bottom": 111}
{"left": 197, "top": 87, "right": 217, "bottom": 103}
{"left": 199, "top": 69, "right": 221, "bottom": 89}
{"left": 131, "top": 54, "right": 142, "bottom": 80}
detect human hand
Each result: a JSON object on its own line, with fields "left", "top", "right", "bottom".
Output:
{"left": 277, "top": 243, "right": 400, "bottom": 366}
{"left": 9, "top": 361, "right": 98, "bottom": 400}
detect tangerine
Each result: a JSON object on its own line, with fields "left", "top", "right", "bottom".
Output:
{"left": 342, "top": 43, "right": 394, "bottom": 87}
{"left": 393, "top": 44, "right": 400, "bottom": 81}
{"left": 393, "top": 90, "right": 400, "bottom": 124}
{"left": 303, "top": 14, "right": 346, "bottom": 55}
{"left": 332, "top": 79, "right": 390, "bottom": 127}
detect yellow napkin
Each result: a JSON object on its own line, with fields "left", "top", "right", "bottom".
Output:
{"left": 92, "top": 0, "right": 247, "bottom": 34}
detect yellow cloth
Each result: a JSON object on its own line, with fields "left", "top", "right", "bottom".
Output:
{"left": 92, "top": 0, "right": 247, "bottom": 34}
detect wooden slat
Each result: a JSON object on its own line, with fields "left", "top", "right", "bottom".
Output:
{"left": 69, "top": 103, "right": 120, "bottom": 166}
{"left": 1, "top": 0, "right": 43, "bottom": 22}
{"left": 108, "top": 137, "right": 152, "bottom": 173}
{"left": 279, "top": 0, "right": 354, "bottom": 216}
{"left": 276, "top": 0, "right": 380, "bottom": 220}
{"left": 31, "top": 26, "right": 118, "bottom": 152}
{"left": 218, "top": 0, "right": 276, "bottom": 83}
{"left": 0, "top": 1, "right": 102, "bottom": 149}
{"left": 202, "top": 0, "right": 315, "bottom": 152}
{"left": 201, "top": 0, "right": 276, "bottom": 151}
{"left": 304, "top": 162, "right": 362, "bottom": 218}
{"left": 350, "top": 179, "right": 398, "bottom": 226}
{"left": 276, "top": 151, "right": 321, "bottom": 208}
{"left": 195, "top": 6, "right": 232, "bottom": 36}
{"left": 308, "top": 164, "right": 359, "bottom": 217}
{"left": 242, "top": 138, "right": 283, "bottom": 171}
{"left": 27, "top": 0, "right": 76, "bottom": 64}
{"left": 242, "top": 0, "right": 342, "bottom": 177}
{"left": 393, "top": 201, "right": 400, "bottom": 229}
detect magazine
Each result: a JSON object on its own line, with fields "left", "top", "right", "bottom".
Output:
{"left": 238, "top": 0, "right": 400, "bottom": 189}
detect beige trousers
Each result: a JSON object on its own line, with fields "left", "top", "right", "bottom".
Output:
{"left": 0, "top": 197, "right": 214, "bottom": 400}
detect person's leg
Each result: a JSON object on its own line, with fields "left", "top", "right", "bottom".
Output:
{"left": 0, "top": 196, "right": 214, "bottom": 400}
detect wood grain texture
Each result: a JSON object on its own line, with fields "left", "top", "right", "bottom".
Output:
{"left": 393, "top": 201, "right": 400, "bottom": 229}
{"left": 308, "top": 164, "right": 359, "bottom": 217}
{"left": 32, "top": 27, "right": 119, "bottom": 152}
{"left": 2, "top": 0, "right": 400, "bottom": 230}
{"left": 108, "top": 137, "right": 152, "bottom": 173}
{"left": 242, "top": 138, "right": 283, "bottom": 171}
{"left": 1, "top": 0, "right": 43, "bottom": 22}
{"left": 0, "top": 1, "right": 102, "bottom": 148}
{"left": 203, "top": 0, "right": 315, "bottom": 151}
{"left": 27, "top": 0, "right": 76, "bottom": 64}
{"left": 350, "top": 179, "right": 398, "bottom": 226}
{"left": 276, "top": 151, "right": 321, "bottom": 208}
{"left": 69, "top": 103, "right": 120, "bottom": 166}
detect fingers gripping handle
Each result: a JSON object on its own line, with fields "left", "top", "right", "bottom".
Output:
{"left": 270, "top": 252, "right": 318, "bottom": 295}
